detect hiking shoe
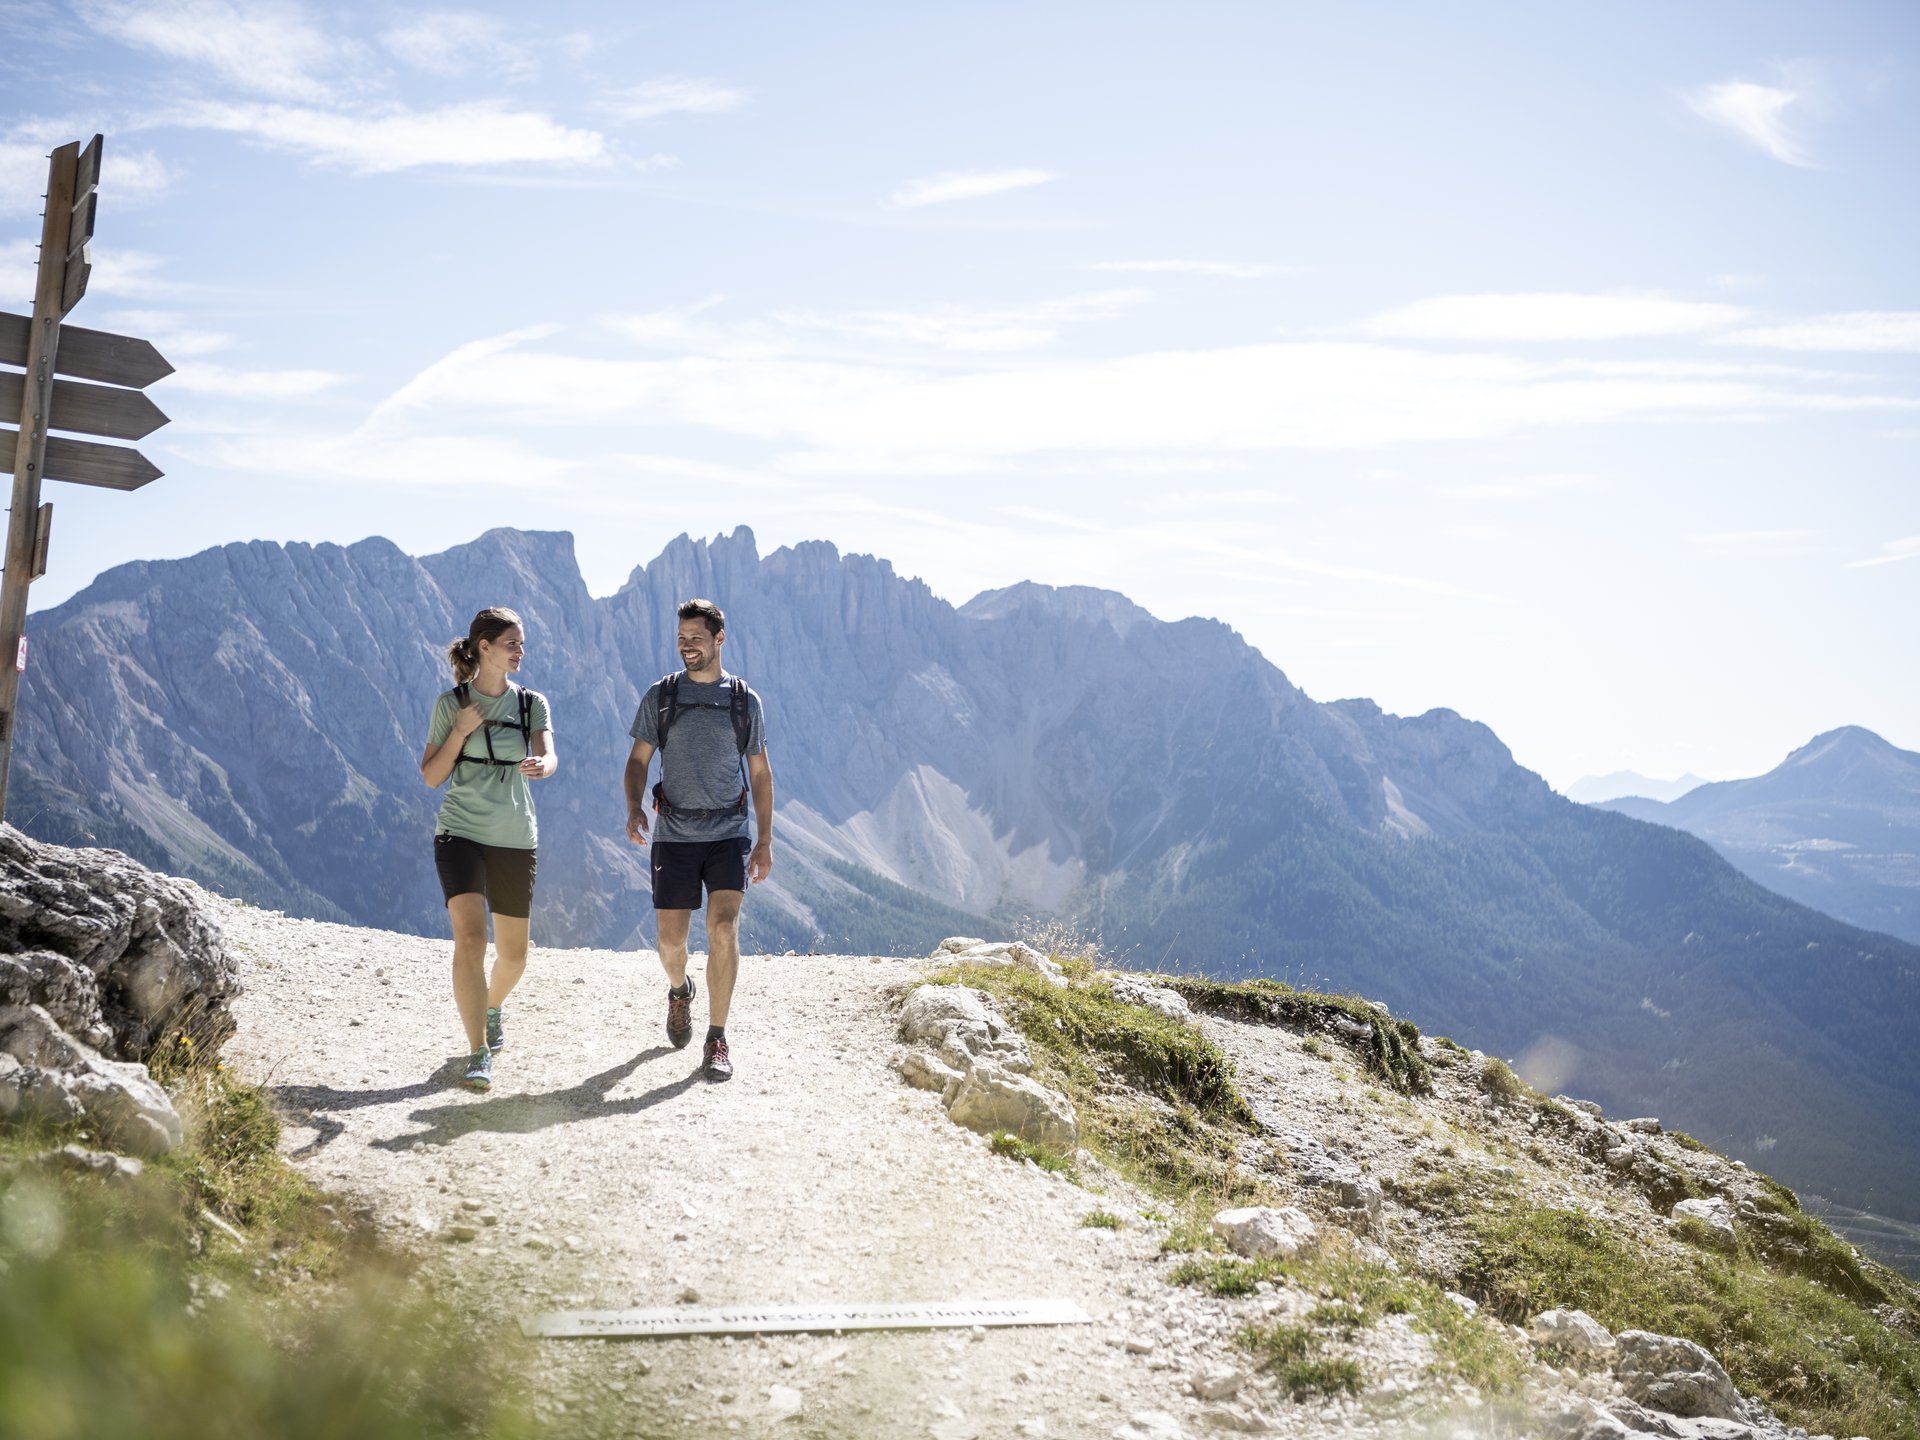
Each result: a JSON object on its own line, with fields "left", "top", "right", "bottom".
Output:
{"left": 463, "top": 1049, "right": 492, "bottom": 1092}
{"left": 666, "top": 978, "right": 697, "bottom": 1050}
{"left": 485, "top": 1006, "right": 505, "bottom": 1052}
{"left": 702, "top": 1035, "right": 733, "bottom": 1082}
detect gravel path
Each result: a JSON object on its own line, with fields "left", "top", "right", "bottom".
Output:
{"left": 217, "top": 902, "right": 1341, "bottom": 1440}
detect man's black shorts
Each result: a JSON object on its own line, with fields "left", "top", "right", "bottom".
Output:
{"left": 434, "top": 833, "right": 537, "bottom": 918}
{"left": 651, "top": 837, "right": 751, "bottom": 910}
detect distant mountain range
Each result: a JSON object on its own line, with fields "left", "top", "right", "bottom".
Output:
{"left": 1565, "top": 770, "right": 1709, "bottom": 805}
{"left": 1599, "top": 727, "right": 1920, "bottom": 947}
{"left": 14, "top": 527, "right": 1920, "bottom": 1228}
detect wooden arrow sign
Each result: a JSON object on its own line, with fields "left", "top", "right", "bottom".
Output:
{"left": 0, "top": 371, "right": 167, "bottom": 441}
{"left": 0, "top": 312, "right": 173, "bottom": 389}
{"left": 0, "top": 427, "right": 162, "bottom": 490}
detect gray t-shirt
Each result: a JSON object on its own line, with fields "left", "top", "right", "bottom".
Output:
{"left": 630, "top": 672, "right": 766, "bottom": 844}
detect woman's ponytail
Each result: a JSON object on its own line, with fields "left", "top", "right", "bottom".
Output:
{"left": 447, "top": 607, "right": 522, "bottom": 686}
{"left": 446, "top": 636, "right": 479, "bottom": 685}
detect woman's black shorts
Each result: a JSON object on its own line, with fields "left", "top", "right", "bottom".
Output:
{"left": 434, "top": 834, "right": 537, "bottom": 918}
{"left": 650, "top": 837, "right": 751, "bottom": 910}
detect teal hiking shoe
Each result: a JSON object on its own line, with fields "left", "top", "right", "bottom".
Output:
{"left": 486, "top": 1006, "right": 505, "bottom": 1052}
{"left": 463, "top": 1049, "right": 493, "bottom": 1092}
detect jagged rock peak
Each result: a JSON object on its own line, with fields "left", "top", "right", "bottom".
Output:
{"left": 960, "top": 580, "right": 1159, "bottom": 640}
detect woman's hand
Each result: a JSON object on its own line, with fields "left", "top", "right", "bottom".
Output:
{"left": 452, "top": 703, "right": 486, "bottom": 737}
{"left": 518, "top": 754, "right": 549, "bottom": 779}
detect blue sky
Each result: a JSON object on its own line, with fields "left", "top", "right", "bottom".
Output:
{"left": 3, "top": 0, "right": 1916, "bottom": 791}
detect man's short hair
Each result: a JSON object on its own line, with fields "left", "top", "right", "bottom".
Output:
{"left": 678, "top": 598, "right": 726, "bottom": 636}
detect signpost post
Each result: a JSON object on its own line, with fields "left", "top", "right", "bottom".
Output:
{"left": 0, "top": 135, "right": 173, "bottom": 816}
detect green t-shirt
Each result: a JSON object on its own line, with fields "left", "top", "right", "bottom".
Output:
{"left": 427, "top": 683, "right": 552, "bottom": 850}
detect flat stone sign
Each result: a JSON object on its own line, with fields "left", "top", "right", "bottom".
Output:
{"left": 521, "top": 1297, "right": 1092, "bottom": 1340}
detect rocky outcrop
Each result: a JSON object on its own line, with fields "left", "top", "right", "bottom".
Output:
{"left": 1210, "top": 1205, "right": 1318, "bottom": 1260}
{"left": 893, "top": 980, "right": 1077, "bottom": 1149}
{"left": 0, "top": 826, "right": 239, "bottom": 1155}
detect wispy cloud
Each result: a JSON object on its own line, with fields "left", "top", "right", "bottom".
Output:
{"left": 164, "top": 362, "right": 345, "bottom": 398}
{"left": 95, "top": 309, "right": 233, "bottom": 357}
{"left": 1727, "top": 311, "right": 1920, "bottom": 353}
{"left": 890, "top": 168, "right": 1057, "bottom": 208}
{"left": 1686, "top": 80, "right": 1812, "bottom": 167}
{"left": 601, "top": 78, "right": 747, "bottom": 123}
{"left": 381, "top": 12, "right": 532, "bottom": 80}
{"left": 78, "top": 0, "right": 346, "bottom": 102}
{"left": 1089, "top": 259, "right": 1282, "bottom": 280}
{"left": 1694, "top": 529, "right": 1826, "bottom": 553}
{"left": 1367, "top": 292, "right": 1748, "bottom": 342}
{"left": 1, "top": 240, "right": 198, "bottom": 302}
{"left": 1440, "top": 474, "right": 1595, "bottom": 502}
{"left": 1844, "top": 535, "right": 1920, "bottom": 569}
{"left": 166, "top": 99, "right": 608, "bottom": 172}
{"left": 353, "top": 327, "right": 1918, "bottom": 474}
{"left": 772, "top": 290, "right": 1147, "bottom": 353}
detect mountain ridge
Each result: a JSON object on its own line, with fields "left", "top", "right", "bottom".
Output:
{"left": 15, "top": 525, "right": 1920, "bottom": 1228}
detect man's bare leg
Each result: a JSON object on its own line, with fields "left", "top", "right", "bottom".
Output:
{"left": 656, "top": 909, "right": 694, "bottom": 988}
{"left": 705, "top": 891, "right": 743, "bottom": 1028}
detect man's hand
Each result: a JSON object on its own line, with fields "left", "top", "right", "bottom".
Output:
{"left": 626, "top": 807, "right": 651, "bottom": 846}
{"left": 748, "top": 840, "right": 773, "bottom": 884}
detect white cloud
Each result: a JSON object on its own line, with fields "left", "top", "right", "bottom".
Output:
{"left": 1727, "top": 312, "right": 1920, "bottom": 353}
{"left": 1366, "top": 292, "right": 1749, "bottom": 342}
{"left": 1, "top": 241, "right": 196, "bottom": 302}
{"left": 771, "top": 290, "right": 1148, "bottom": 354}
{"left": 1686, "top": 80, "right": 1811, "bottom": 167}
{"left": 0, "top": 239, "right": 35, "bottom": 303}
{"left": 164, "top": 362, "right": 344, "bottom": 398}
{"left": 95, "top": 310, "right": 233, "bottom": 357}
{"left": 890, "top": 168, "right": 1058, "bottom": 208}
{"left": 601, "top": 78, "right": 747, "bottom": 123}
{"left": 78, "top": 0, "right": 345, "bottom": 102}
{"left": 1089, "top": 260, "right": 1281, "bottom": 280}
{"left": 381, "top": 12, "right": 533, "bottom": 79}
{"left": 3, "top": 137, "right": 168, "bottom": 214}
{"left": 356, "top": 327, "right": 1919, "bottom": 471}
{"left": 1844, "top": 535, "right": 1920, "bottom": 569}
{"left": 170, "top": 99, "right": 608, "bottom": 172}
{"left": 1694, "top": 529, "right": 1826, "bottom": 552}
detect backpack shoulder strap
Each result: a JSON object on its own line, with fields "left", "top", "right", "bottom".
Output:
{"left": 728, "top": 676, "right": 751, "bottom": 755}
{"left": 656, "top": 672, "right": 681, "bottom": 747}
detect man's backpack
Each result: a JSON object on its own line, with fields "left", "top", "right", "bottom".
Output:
{"left": 655, "top": 672, "right": 752, "bottom": 755}
{"left": 652, "top": 673, "right": 752, "bottom": 820}
{"left": 452, "top": 681, "right": 536, "bottom": 773}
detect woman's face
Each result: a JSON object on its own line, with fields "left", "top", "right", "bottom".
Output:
{"left": 480, "top": 624, "right": 525, "bottom": 672}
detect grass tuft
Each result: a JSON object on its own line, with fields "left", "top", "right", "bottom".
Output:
{"left": 1169, "top": 976, "right": 1432, "bottom": 1094}
{"left": 988, "top": 1131, "right": 1076, "bottom": 1176}
{"left": 1460, "top": 1203, "right": 1920, "bottom": 1440}
{"left": 1080, "top": 1210, "right": 1124, "bottom": 1230}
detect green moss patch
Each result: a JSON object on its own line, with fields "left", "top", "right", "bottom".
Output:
{"left": 931, "top": 961, "right": 1262, "bottom": 1202}
{"left": 1460, "top": 1204, "right": 1920, "bottom": 1440}
{"left": 1169, "top": 976, "right": 1432, "bottom": 1095}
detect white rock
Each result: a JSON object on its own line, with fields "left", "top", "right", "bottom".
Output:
{"left": 1614, "top": 1330, "right": 1746, "bottom": 1420}
{"left": 945, "top": 1058, "right": 1078, "bottom": 1148}
{"left": 1625, "top": 1117, "right": 1663, "bottom": 1134}
{"left": 892, "top": 1048, "right": 964, "bottom": 1094}
{"left": 1104, "top": 974, "right": 1193, "bottom": 1023}
{"left": 1671, "top": 1197, "right": 1737, "bottom": 1249}
{"left": 1115, "top": 1413, "right": 1190, "bottom": 1440}
{"left": 765, "top": 1384, "right": 803, "bottom": 1420}
{"left": 1201, "top": 1403, "right": 1280, "bottom": 1432}
{"left": 1191, "top": 1366, "right": 1245, "bottom": 1400}
{"left": 1211, "top": 1205, "right": 1318, "bottom": 1260}
{"left": 935, "top": 937, "right": 988, "bottom": 955}
{"left": 1445, "top": 1291, "right": 1479, "bottom": 1316}
{"left": 1528, "top": 1308, "right": 1617, "bottom": 1357}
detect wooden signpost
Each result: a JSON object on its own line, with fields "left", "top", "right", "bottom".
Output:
{"left": 0, "top": 135, "right": 173, "bottom": 815}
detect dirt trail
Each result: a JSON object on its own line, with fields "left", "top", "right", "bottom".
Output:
{"left": 217, "top": 902, "right": 1323, "bottom": 1440}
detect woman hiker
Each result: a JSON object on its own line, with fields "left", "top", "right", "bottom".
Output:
{"left": 420, "top": 606, "right": 557, "bottom": 1091}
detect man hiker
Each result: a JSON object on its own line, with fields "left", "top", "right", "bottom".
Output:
{"left": 624, "top": 598, "right": 774, "bottom": 1081}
